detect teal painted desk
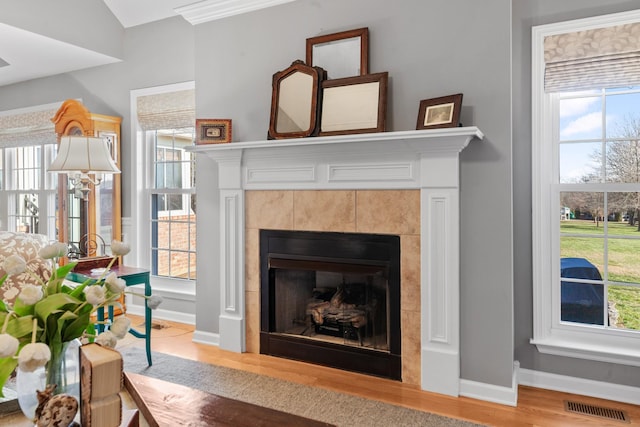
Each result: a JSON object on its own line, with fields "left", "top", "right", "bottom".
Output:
{"left": 67, "top": 265, "right": 153, "bottom": 366}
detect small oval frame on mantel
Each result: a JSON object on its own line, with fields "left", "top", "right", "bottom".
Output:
{"left": 268, "top": 60, "right": 326, "bottom": 140}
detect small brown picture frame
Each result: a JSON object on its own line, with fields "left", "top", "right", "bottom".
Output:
{"left": 196, "top": 119, "right": 232, "bottom": 144}
{"left": 416, "top": 94, "right": 463, "bottom": 130}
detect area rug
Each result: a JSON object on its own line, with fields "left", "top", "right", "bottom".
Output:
{"left": 120, "top": 347, "right": 485, "bottom": 427}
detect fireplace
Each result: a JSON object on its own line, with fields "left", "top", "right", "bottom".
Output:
{"left": 191, "top": 128, "right": 482, "bottom": 396}
{"left": 260, "top": 229, "right": 401, "bottom": 380}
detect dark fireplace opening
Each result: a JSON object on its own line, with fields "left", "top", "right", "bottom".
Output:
{"left": 260, "top": 229, "right": 401, "bottom": 380}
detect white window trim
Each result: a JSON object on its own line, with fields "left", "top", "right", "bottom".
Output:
{"left": 531, "top": 9, "right": 640, "bottom": 367}
{"left": 130, "top": 81, "right": 196, "bottom": 294}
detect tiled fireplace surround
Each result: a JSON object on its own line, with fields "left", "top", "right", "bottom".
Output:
{"left": 192, "top": 128, "right": 483, "bottom": 397}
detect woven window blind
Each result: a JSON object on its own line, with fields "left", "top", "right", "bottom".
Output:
{"left": 544, "top": 22, "right": 640, "bottom": 92}
{"left": 136, "top": 89, "right": 195, "bottom": 130}
{"left": 0, "top": 108, "right": 58, "bottom": 148}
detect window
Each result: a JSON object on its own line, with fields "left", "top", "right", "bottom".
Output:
{"left": 131, "top": 83, "right": 196, "bottom": 286}
{"left": 0, "top": 103, "right": 60, "bottom": 237}
{"left": 149, "top": 128, "right": 196, "bottom": 280}
{"left": 0, "top": 145, "right": 58, "bottom": 237}
{"left": 532, "top": 11, "right": 640, "bottom": 366}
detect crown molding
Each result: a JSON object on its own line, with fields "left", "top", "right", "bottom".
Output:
{"left": 175, "top": 0, "right": 298, "bottom": 25}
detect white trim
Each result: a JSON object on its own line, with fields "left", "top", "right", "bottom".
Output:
{"left": 460, "top": 361, "right": 519, "bottom": 407}
{"left": 192, "top": 329, "right": 220, "bottom": 346}
{"left": 531, "top": 10, "right": 640, "bottom": 367}
{"left": 519, "top": 367, "right": 640, "bottom": 406}
{"left": 176, "top": 0, "right": 298, "bottom": 25}
{"left": 127, "top": 304, "right": 196, "bottom": 326}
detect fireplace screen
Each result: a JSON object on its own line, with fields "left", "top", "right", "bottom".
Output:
{"left": 260, "top": 229, "right": 401, "bottom": 380}
{"left": 271, "top": 258, "right": 389, "bottom": 351}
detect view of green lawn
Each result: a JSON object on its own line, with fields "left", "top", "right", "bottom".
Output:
{"left": 560, "top": 220, "right": 640, "bottom": 331}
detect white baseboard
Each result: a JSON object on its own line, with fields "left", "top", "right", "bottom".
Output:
{"left": 519, "top": 367, "right": 640, "bottom": 405}
{"left": 193, "top": 330, "right": 220, "bottom": 346}
{"left": 126, "top": 304, "right": 195, "bottom": 325}
{"left": 459, "top": 361, "right": 519, "bottom": 406}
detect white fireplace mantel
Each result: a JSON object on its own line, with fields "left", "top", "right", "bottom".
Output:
{"left": 189, "top": 127, "right": 483, "bottom": 397}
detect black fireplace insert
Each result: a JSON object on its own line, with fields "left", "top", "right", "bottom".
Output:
{"left": 260, "top": 229, "right": 401, "bottom": 380}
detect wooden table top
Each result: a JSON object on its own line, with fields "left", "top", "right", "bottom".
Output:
{"left": 124, "top": 372, "right": 335, "bottom": 427}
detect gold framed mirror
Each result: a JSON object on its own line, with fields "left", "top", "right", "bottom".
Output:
{"left": 268, "top": 60, "right": 326, "bottom": 139}
{"left": 51, "top": 100, "right": 122, "bottom": 259}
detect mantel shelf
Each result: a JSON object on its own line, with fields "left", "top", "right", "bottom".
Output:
{"left": 188, "top": 127, "right": 484, "bottom": 159}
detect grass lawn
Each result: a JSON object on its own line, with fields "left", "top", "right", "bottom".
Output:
{"left": 561, "top": 220, "right": 640, "bottom": 331}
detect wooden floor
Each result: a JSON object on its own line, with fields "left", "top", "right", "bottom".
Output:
{"left": 122, "top": 315, "right": 639, "bottom": 427}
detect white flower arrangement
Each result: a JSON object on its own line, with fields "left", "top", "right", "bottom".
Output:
{"left": 0, "top": 239, "right": 162, "bottom": 396}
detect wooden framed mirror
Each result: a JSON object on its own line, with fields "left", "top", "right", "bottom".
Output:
{"left": 51, "top": 100, "right": 122, "bottom": 259}
{"left": 306, "top": 27, "right": 369, "bottom": 79}
{"left": 268, "top": 60, "right": 326, "bottom": 139}
{"left": 319, "top": 72, "right": 388, "bottom": 136}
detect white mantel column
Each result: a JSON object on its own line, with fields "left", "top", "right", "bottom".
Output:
{"left": 216, "top": 150, "right": 246, "bottom": 352}
{"left": 421, "top": 152, "right": 462, "bottom": 397}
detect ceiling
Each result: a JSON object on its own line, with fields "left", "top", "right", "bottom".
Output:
{"left": 0, "top": 0, "right": 220, "bottom": 87}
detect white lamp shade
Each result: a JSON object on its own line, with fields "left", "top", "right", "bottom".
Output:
{"left": 49, "top": 136, "right": 120, "bottom": 174}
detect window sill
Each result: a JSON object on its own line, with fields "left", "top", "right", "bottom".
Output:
{"left": 531, "top": 329, "right": 640, "bottom": 367}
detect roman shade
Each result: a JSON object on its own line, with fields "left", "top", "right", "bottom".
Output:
{"left": 544, "top": 22, "right": 640, "bottom": 92}
{"left": 136, "top": 89, "right": 195, "bottom": 131}
{"left": 0, "top": 107, "right": 58, "bottom": 148}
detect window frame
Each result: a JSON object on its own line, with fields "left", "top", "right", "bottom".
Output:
{"left": 130, "top": 82, "right": 196, "bottom": 293}
{"left": 531, "top": 10, "right": 640, "bottom": 367}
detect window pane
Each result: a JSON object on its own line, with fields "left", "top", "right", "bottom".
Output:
{"left": 560, "top": 256, "right": 604, "bottom": 325}
{"left": 12, "top": 193, "right": 39, "bottom": 233}
{"left": 607, "top": 192, "right": 640, "bottom": 232}
{"left": 560, "top": 191, "right": 605, "bottom": 228}
{"left": 150, "top": 192, "right": 196, "bottom": 280}
{"left": 559, "top": 96, "right": 602, "bottom": 141}
{"left": 560, "top": 235, "right": 605, "bottom": 266}
{"left": 559, "top": 142, "right": 602, "bottom": 183}
{"left": 605, "top": 140, "right": 640, "bottom": 183}
{"left": 10, "top": 146, "right": 41, "bottom": 190}
{"left": 605, "top": 91, "right": 640, "bottom": 139}
{"left": 608, "top": 284, "right": 640, "bottom": 331}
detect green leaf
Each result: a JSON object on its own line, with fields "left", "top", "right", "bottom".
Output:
{"left": 62, "top": 310, "right": 91, "bottom": 342}
{"left": 45, "top": 312, "right": 63, "bottom": 351}
{"left": 0, "top": 357, "right": 18, "bottom": 398}
{"left": 85, "top": 322, "right": 96, "bottom": 343}
{"left": 0, "top": 300, "right": 8, "bottom": 312}
{"left": 69, "top": 282, "right": 90, "bottom": 299}
{"left": 45, "top": 262, "right": 78, "bottom": 295}
{"left": 12, "top": 297, "right": 35, "bottom": 317}
{"left": 34, "top": 293, "right": 82, "bottom": 321}
{"left": 5, "top": 315, "right": 35, "bottom": 339}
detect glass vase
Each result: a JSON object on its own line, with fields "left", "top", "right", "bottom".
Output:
{"left": 16, "top": 339, "right": 81, "bottom": 422}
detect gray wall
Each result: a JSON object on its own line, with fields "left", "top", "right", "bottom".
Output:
{"left": 512, "top": 0, "right": 640, "bottom": 386}
{"left": 194, "top": 0, "right": 515, "bottom": 388}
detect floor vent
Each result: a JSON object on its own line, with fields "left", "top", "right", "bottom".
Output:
{"left": 564, "top": 400, "right": 630, "bottom": 423}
